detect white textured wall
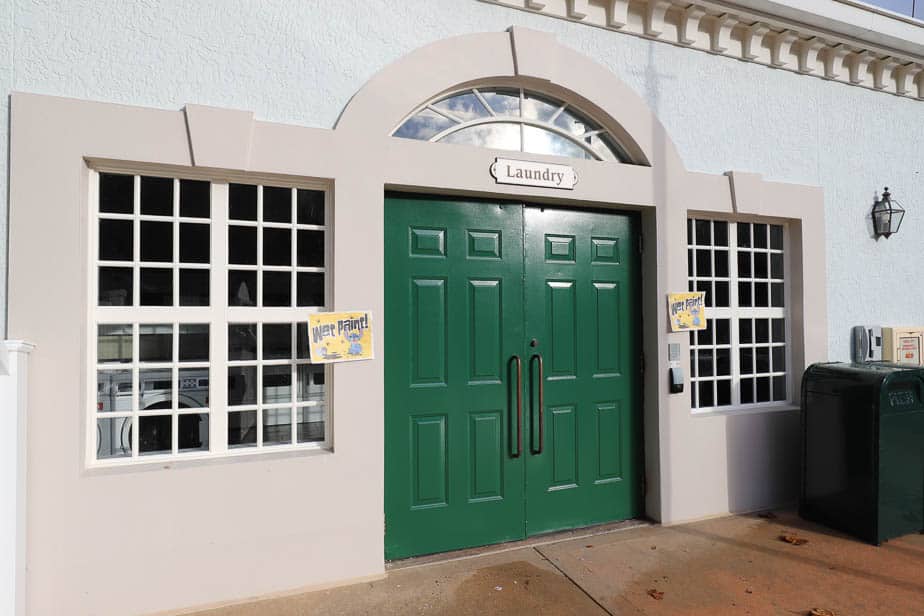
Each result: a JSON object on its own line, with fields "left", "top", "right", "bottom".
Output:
{"left": 3, "top": 0, "right": 923, "bottom": 353}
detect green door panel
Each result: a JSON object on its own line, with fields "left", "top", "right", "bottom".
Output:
{"left": 385, "top": 195, "right": 526, "bottom": 560}
{"left": 385, "top": 196, "right": 641, "bottom": 559}
{"left": 523, "top": 207, "right": 641, "bottom": 535}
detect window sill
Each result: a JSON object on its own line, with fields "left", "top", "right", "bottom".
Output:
{"left": 691, "top": 403, "right": 800, "bottom": 417}
{"left": 85, "top": 442, "right": 332, "bottom": 473}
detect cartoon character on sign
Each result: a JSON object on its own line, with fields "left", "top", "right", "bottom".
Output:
{"left": 691, "top": 307, "right": 702, "bottom": 328}
{"left": 345, "top": 330, "right": 363, "bottom": 356}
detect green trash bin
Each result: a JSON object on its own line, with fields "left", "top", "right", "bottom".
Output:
{"left": 801, "top": 362, "right": 924, "bottom": 545}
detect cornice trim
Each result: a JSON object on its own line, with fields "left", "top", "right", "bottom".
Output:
{"left": 481, "top": 0, "right": 924, "bottom": 100}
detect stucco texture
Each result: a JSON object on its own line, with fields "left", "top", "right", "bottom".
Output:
{"left": 2, "top": 0, "right": 922, "bottom": 353}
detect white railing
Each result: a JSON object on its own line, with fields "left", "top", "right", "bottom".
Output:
{"left": 1, "top": 341, "right": 34, "bottom": 616}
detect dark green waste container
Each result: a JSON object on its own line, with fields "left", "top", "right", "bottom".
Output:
{"left": 801, "top": 362, "right": 924, "bottom": 545}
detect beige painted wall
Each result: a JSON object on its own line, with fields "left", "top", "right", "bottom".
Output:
{"left": 8, "top": 28, "right": 826, "bottom": 615}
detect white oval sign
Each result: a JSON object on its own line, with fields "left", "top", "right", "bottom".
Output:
{"left": 490, "top": 157, "right": 578, "bottom": 190}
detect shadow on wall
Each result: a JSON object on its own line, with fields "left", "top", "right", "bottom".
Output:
{"left": 725, "top": 411, "right": 801, "bottom": 513}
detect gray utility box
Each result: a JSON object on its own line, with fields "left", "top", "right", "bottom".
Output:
{"left": 801, "top": 362, "right": 924, "bottom": 545}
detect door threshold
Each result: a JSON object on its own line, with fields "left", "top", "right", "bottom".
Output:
{"left": 386, "top": 518, "right": 653, "bottom": 571}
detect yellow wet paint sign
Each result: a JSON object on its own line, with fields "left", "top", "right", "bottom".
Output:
{"left": 667, "top": 292, "right": 707, "bottom": 332}
{"left": 306, "top": 311, "right": 374, "bottom": 363}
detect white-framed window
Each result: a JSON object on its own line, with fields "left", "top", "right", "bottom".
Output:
{"left": 90, "top": 169, "right": 331, "bottom": 464}
{"left": 687, "top": 218, "right": 791, "bottom": 413}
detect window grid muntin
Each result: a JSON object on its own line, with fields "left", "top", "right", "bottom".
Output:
{"left": 394, "top": 87, "right": 633, "bottom": 163}
{"left": 687, "top": 218, "right": 792, "bottom": 413}
{"left": 91, "top": 169, "right": 332, "bottom": 467}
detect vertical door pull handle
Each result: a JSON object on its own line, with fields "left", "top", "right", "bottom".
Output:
{"left": 531, "top": 353, "right": 544, "bottom": 455}
{"left": 511, "top": 355, "right": 523, "bottom": 458}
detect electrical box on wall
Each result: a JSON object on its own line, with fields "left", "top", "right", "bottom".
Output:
{"left": 882, "top": 327, "right": 924, "bottom": 366}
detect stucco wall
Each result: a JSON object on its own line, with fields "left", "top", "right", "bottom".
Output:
{"left": 2, "top": 0, "right": 923, "bottom": 352}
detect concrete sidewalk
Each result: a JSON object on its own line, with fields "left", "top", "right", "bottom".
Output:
{"left": 187, "top": 511, "right": 924, "bottom": 615}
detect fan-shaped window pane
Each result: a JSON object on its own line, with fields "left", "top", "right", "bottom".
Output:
{"left": 441, "top": 123, "right": 521, "bottom": 151}
{"left": 522, "top": 93, "right": 560, "bottom": 122}
{"left": 393, "top": 108, "right": 455, "bottom": 140}
{"left": 480, "top": 89, "right": 520, "bottom": 116}
{"left": 393, "top": 88, "right": 633, "bottom": 163}
{"left": 523, "top": 126, "right": 591, "bottom": 159}
{"left": 432, "top": 93, "right": 490, "bottom": 122}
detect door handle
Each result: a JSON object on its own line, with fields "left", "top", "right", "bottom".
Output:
{"left": 510, "top": 355, "right": 523, "bottom": 458}
{"left": 531, "top": 353, "right": 544, "bottom": 455}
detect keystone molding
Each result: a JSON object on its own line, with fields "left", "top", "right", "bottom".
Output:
{"left": 481, "top": 0, "right": 924, "bottom": 100}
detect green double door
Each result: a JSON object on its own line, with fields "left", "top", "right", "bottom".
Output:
{"left": 384, "top": 195, "right": 641, "bottom": 560}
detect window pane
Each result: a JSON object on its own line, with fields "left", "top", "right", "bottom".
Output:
{"left": 178, "top": 413, "right": 209, "bottom": 452}
{"left": 741, "top": 378, "right": 754, "bottom": 404}
{"left": 263, "top": 228, "right": 292, "bottom": 266}
{"left": 228, "top": 324, "right": 257, "bottom": 360}
{"left": 262, "top": 366, "right": 292, "bottom": 404}
{"left": 772, "top": 319, "right": 785, "bottom": 343}
{"left": 179, "top": 269, "right": 209, "bottom": 306}
{"left": 754, "top": 253, "right": 768, "bottom": 279}
{"left": 297, "top": 406, "right": 325, "bottom": 443}
{"left": 297, "top": 323, "right": 311, "bottom": 359}
{"left": 297, "top": 365, "right": 325, "bottom": 402}
{"left": 715, "top": 319, "right": 730, "bottom": 345}
{"left": 97, "top": 369, "right": 132, "bottom": 413}
{"left": 523, "top": 125, "right": 590, "bottom": 159}
{"left": 263, "top": 186, "right": 292, "bottom": 223}
{"left": 770, "top": 253, "right": 783, "bottom": 279}
{"left": 753, "top": 223, "right": 768, "bottom": 249}
{"left": 714, "top": 282, "right": 729, "bottom": 308}
{"left": 697, "top": 324, "right": 713, "bottom": 345}
{"left": 297, "top": 189, "right": 325, "bottom": 225}
{"left": 229, "top": 184, "right": 257, "bottom": 220}
{"left": 228, "top": 410, "right": 257, "bottom": 448}
{"left": 263, "top": 271, "right": 292, "bottom": 307}
{"left": 229, "top": 226, "right": 257, "bottom": 265}
{"left": 180, "top": 223, "right": 209, "bottom": 263}
{"left": 737, "top": 252, "right": 751, "bottom": 278}
{"left": 738, "top": 282, "right": 752, "bottom": 307}
{"left": 139, "top": 415, "right": 172, "bottom": 454}
{"left": 772, "top": 347, "right": 786, "bottom": 372}
{"left": 698, "top": 350, "right": 714, "bottom": 377}
{"left": 756, "top": 377, "right": 771, "bottom": 402}
{"left": 772, "top": 376, "right": 788, "bottom": 402}
{"left": 139, "top": 324, "right": 172, "bottom": 362}
{"left": 756, "top": 347, "right": 771, "bottom": 374}
{"left": 179, "top": 179, "right": 210, "bottom": 219}
{"left": 552, "top": 108, "right": 597, "bottom": 135}
{"left": 228, "top": 366, "right": 257, "bottom": 406}
{"left": 394, "top": 108, "right": 456, "bottom": 140}
{"left": 432, "top": 92, "right": 491, "bottom": 122}
{"left": 687, "top": 249, "right": 693, "bottom": 278}
{"left": 228, "top": 270, "right": 257, "bottom": 306}
{"left": 697, "top": 281, "right": 712, "bottom": 307}
{"left": 480, "top": 89, "right": 520, "bottom": 116}
{"left": 297, "top": 230, "right": 325, "bottom": 267}
{"left": 698, "top": 381, "right": 714, "bottom": 407}
{"left": 716, "top": 348, "right": 731, "bottom": 376}
{"left": 263, "top": 408, "right": 292, "bottom": 445}
{"left": 739, "top": 319, "right": 753, "bottom": 344}
{"left": 140, "top": 221, "right": 173, "bottom": 262}
{"left": 179, "top": 324, "right": 209, "bottom": 362}
{"left": 716, "top": 380, "right": 731, "bottom": 406}
{"left": 737, "top": 223, "right": 751, "bottom": 248}
{"left": 262, "top": 324, "right": 292, "bottom": 360}
{"left": 713, "top": 221, "right": 728, "bottom": 246}
{"left": 99, "top": 219, "right": 133, "bottom": 261}
{"left": 98, "top": 267, "right": 133, "bottom": 306}
{"left": 714, "top": 250, "right": 728, "bottom": 278}
{"left": 297, "top": 272, "right": 325, "bottom": 307}
{"left": 97, "top": 417, "right": 132, "bottom": 459}
{"left": 687, "top": 219, "right": 693, "bottom": 245}
{"left": 695, "top": 249, "right": 711, "bottom": 277}
{"left": 755, "top": 319, "right": 770, "bottom": 343}
{"left": 522, "top": 93, "right": 560, "bottom": 121}
{"left": 771, "top": 283, "right": 785, "bottom": 307}
{"left": 441, "top": 123, "right": 520, "bottom": 151}
{"left": 740, "top": 348, "right": 754, "bottom": 375}
{"left": 140, "top": 176, "right": 173, "bottom": 216}
{"left": 178, "top": 369, "right": 208, "bottom": 409}
{"left": 140, "top": 268, "right": 172, "bottom": 306}
{"left": 695, "top": 220, "right": 710, "bottom": 246}
{"left": 754, "top": 282, "right": 769, "bottom": 307}
{"left": 140, "top": 368, "right": 172, "bottom": 405}
{"left": 770, "top": 225, "right": 783, "bottom": 250}
{"left": 99, "top": 173, "right": 134, "bottom": 214}
{"left": 98, "top": 324, "right": 133, "bottom": 363}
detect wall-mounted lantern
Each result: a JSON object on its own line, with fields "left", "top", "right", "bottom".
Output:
{"left": 872, "top": 187, "right": 905, "bottom": 239}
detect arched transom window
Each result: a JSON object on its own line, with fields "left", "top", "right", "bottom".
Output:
{"left": 393, "top": 88, "right": 633, "bottom": 163}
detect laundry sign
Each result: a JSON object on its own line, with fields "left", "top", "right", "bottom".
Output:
{"left": 490, "top": 157, "right": 577, "bottom": 190}
{"left": 306, "top": 311, "right": 374, "bottom": 363}
{"left": 668, "top": 292, "right": 707, "bottom": 332}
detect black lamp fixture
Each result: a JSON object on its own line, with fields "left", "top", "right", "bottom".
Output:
{"left": 871, "top": 187, "right": 905, "bottom": 239}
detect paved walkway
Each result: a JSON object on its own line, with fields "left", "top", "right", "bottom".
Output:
{"left": 188, "top": 511, "right": 924, "bottom": 615}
